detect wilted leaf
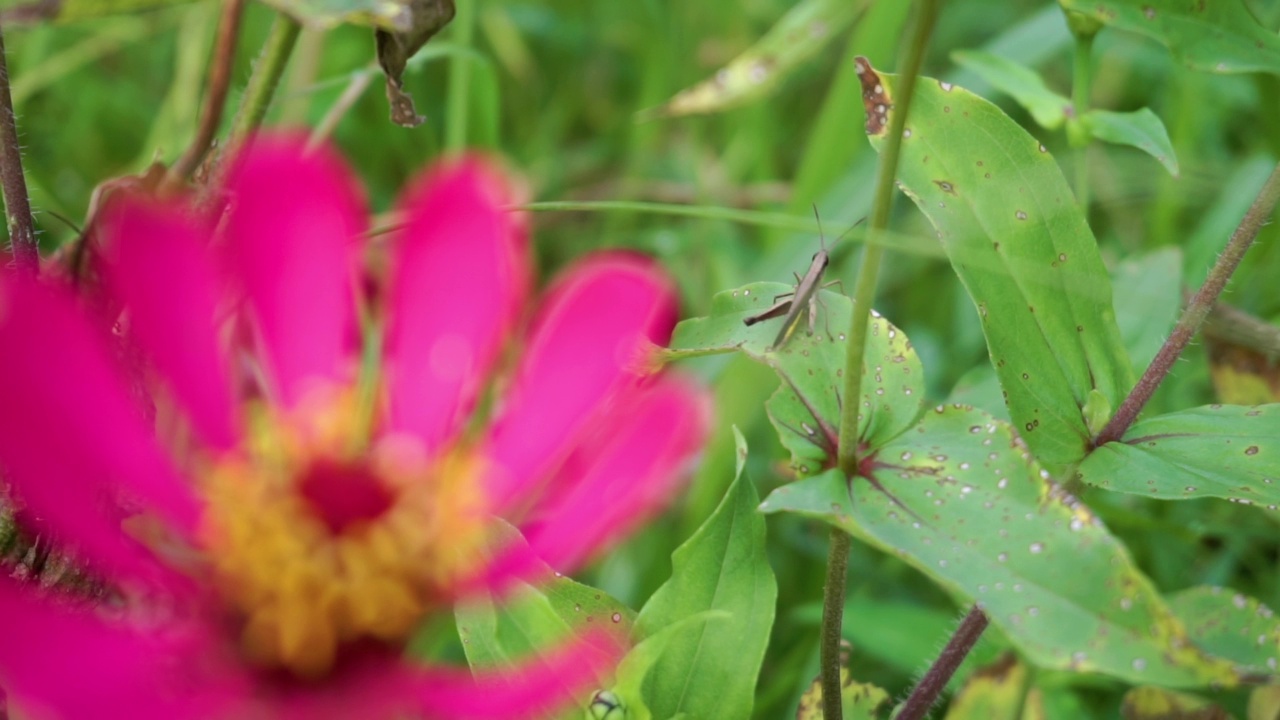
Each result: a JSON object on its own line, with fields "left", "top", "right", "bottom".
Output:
{"left": 1119, "top": 686, "right": 1233, "bottom": 720}
{"left": 857, "top": 57, "right": 1134, "bottom": 474}
{"left": 631, "top": 428, "right": 776, "bottom": 719}
{"left": 796, "top": 667, "right": 890, "bottom": 720}
{"left": 656, "top": 0, "right": 861, "bottom": 117}
{"left": 1057, "top": 0, "right": 1280, "bottom": 75}
{"left": 665, "top": 281, "right": 925, "bottom": 470}
{"left": 951, "top": 50, "right": 1070, "bottom": 130}
{"left": 1077, "top": 404, "right": 1280, "bottom": 508}
{"left": 760, "top": 404, "right": 1240, "bottom": 687}
{"left": 1085, "top": 108, "right": 1180, "bottom": 177}
{"left": 1168, "top": 587, "right": 1280, "bottom": 678}
{"left": 375, "top": 0, "right": 455, "bottom": 127}
{"left": 944, "top": 653, "right": 1028, "bottom": 720}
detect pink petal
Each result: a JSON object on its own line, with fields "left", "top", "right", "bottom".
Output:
{"left": 520, "top": 376, "right": 710, "bottom": 572}
{"left": 99, "top": 198, "right": 237, "bottom": 451}
{"left": 384, "top": 157, "right": 528, "bottom": 450}
{"left": 221, "top": 134, "right": 366, "bottom": 408}
{"left": 0, "top": 278, "right": 199, "bottom": 581}
{"left": 484, "top": 254, "right": 676, "bottom": 509}
{"left": 0, "top": 579, "right": 241, "bottom": 720}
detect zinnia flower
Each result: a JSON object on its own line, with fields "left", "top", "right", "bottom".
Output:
{"left": 0, "top": 135, "right": 708, "bottom": 719}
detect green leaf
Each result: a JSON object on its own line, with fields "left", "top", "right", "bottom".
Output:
{"left": 760, "top": 405, "right": 1240, "bottom": 687}
{"left": 666, "top": 282, "right": 925, "bottom": 471}
{"left": 857, "top": 58, "right": 1134, "bottom": 473}
{"left": 454, "top": 574, "right": 633, "bottom": 670}
{"left": 1077, "top": 404, "right": 1280, "bottom": 508}
{"left": 631, "top": 428, "right": 777, "bottom": 719}
{"left": 1168, "top": 586, "right": 1280, "bottom": 677}
{"left": 951, "top": 50, "right": 1070, "bottom": 130}
{"left": 1085, "top": 108, "right": 1180, "bottom": 177}
{"left": 374, "top": 0, "right": 456, "bottom": 127}
{"left": 795, "top": 669, "right": 890, "bottom": 720}
{"left": 1057, "top": 0, "right": 1280, "bottom": 75}
{"left": 610, "top": 612, "right": 728, "bottom": 720}
{"left": 653, "top": 0, "right": 862, "bottom": 117}
{"left": 1118, "top": 686, "right": 1234, "bottom": 719}
{"left": 943, "top": 653, "right": 1028, "bottom": 720}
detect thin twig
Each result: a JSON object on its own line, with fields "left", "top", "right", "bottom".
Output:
{"left": 897, "top": 605, "right": 990, "bottom": 720}
{"left": 1095, "top": 161, "right": 1280, "bottom": 446}
{"left": 167, "top": 0, "right": 245, "bottom": 185}
{"left": 305, "top": 69, "right": 374, "bottom": 153}
{"left": 227, "top": 15, "right": 302, "bottom": 149}
{"left": 0, "top": 23, "right": 38, "bottom": 275}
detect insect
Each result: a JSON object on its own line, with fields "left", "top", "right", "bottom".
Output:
{"left": 743, "top": 210, "right": 861, "bottom": 348}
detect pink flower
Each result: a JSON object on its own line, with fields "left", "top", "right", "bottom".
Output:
{"left": 0, "top": 135, "right": 709, "bottom": 719}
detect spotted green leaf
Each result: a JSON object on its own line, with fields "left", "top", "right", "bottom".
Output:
{"left": 654, "top": 0, "right": 861, "bottom": 117}
{"left": 454, "top": 573, "right": 632, "bottom": 671}
{"left": 1076, "top": 404, "right": 1280, "bottom": 508}
{"left": 1168, "top": 586, "right": 1280, "bottom": 677}
{"left": 760, "top": 405, "right": 1240, "bottom": 687}
{"left": 943, "top": 653, "right": 1028, "bottom": 720}
{"left": 858, "top": 58, "right": 1134, "bottom": 474}
{"left": 951, "top": 50, "right": 1070, "bottom": 130}
{"left": 1057, "top": 0, "right": 1280, "bottom": 75}
{"left": 1085, "top": 108, "right": 1180, "bottom": 177}
{"left": 664, "top": 282, "right": 924, "bottom": 470}
{"left": 631, "top": 428, "right": 776, "bottom": 720}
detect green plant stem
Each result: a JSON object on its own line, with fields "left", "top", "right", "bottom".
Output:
{"left": 227, "top": 15, "right": 301, "bottom": 148}
{"left": 824, "top": 2, "right": 942, "bottom": 717}
{"left": 1070, "top": 30, "right": 1094, "bottom": 211}
{"left": 1095, "top": 161, "right": 1280, "bottom": 446}
{"left": 444, "top": 0, "right": 476, "bottom": 151}
{"left": 0, "top": 24, "right": 38, "bottom": 276}
{"left": 897, "top": 605, "right": 990, "bottom": 720}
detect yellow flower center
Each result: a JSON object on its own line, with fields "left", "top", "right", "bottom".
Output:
{"left": 196, "top": 391, "right": 488, "bottom": 679}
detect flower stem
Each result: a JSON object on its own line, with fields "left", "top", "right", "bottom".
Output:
{"left": 227, "top": 14, "right": 302, "bottom": 148}
{"left": 444, "top": 0, "right": 476, "bottom": 151}
{"left": 1095, "top": 160, "right": 1280, "bottom": 445}
{"left": 0, "top": 24, "right": 38, "bottom": 276}
{"left": 825, "top": 2, "right": 942, "bottom": 717}
{"left": 168, "top": 0, "right": 245, "bottom": 185}
{"left": 897, "top": 605, "right": 990, "bottom": 720}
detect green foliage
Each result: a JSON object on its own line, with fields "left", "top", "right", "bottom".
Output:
{"left": 951, "top": 50, "right": 1069, "bottom": 130}
{"left": 859, "top": 60, "right": 1135, "bottom": 474}
{"left": 1077, "top": 404, "right": 1280, "bottom": 506}
{"left": 1084, "top": 108, "right": 1179, "bottom": 177}
{"left": 1169, "top": 587, "right": 1280, "bottom": 677}
{"left": 628, "top": 429, "right": 777, "bottom": 720}
{"left": 1057, "top": 0, "right": 1280, "bottom": 74}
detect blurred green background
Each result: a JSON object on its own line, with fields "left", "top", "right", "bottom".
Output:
{"left": 5, "top": 1, "right": 1280, "bottom": 715}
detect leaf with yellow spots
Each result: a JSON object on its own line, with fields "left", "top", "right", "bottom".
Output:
{"left": 1077, "top": 404, "right": 1280, "bottom": 508}
{"left": 1118, "top": 686, "right": 1233, "bottom": 720}
{"left": 943, "top": 653, "right": 1028, "bottom": 720}
{"left": 664, "top": 281, "right": 925, "bottom": 475}
{"left": 1057, "top": 0, "right": 1280, "bottom": 75}
{"left": 795, "top": 667, "right": 890, "bottom": 720}
{"left": 650, "top": 0, "right": 860, "bottom": 117}
{"left": 857, "top": 57, "right": 1135, "bottom": 475}
{"left": 760, "top": 404, "right": 1241, "bottom": 687}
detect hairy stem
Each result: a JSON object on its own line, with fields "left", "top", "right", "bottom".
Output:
{"left": 0, "top": 24, "right": 38, "bottom": 275}
{"left": 168, "top": 0, "right": 245, "bottom": 184}
{"left": 1095, "top": 160, "right": 1280, "bottom": 445}
{"left": 227, "top": 15, "right": 302, "bottom": 148}
{"left": 825, "top": 2, "right": 942, "bottom": 717}
{"left": 898, "top": 605, "right": 990, "bottom": 720}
